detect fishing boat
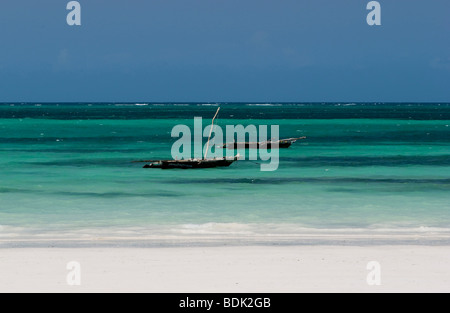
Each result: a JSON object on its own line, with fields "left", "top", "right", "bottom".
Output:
{"left": 136, "top": 107, "right": 240, "bottom": 169}
{"left": 222, "top": 136, "right": 306, "bottom": 149}
{"left": 143, "top": 156, "right": 239, "bottom": 169}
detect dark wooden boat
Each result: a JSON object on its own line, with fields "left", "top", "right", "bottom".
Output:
{"left": 143, "top": 156, "right": 239, "bottom": 169}
{"left": 135, "top": 107, "right": 240, "bottom": 169}
{"left": 223, "top": 136, "right": 306, "bottom": 149}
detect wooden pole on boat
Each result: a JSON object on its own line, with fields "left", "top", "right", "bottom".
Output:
{"left": 204, "top": 107, "right": 220, "bottom": 159}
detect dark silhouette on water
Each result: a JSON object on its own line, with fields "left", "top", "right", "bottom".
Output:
{"left": 222, "top": 136, "right": 306, "bottom": 149}
{"left": 142, "top": 156, "right": 239, "bottom": 169}
{"left": 134, "top": 107, "right": 240, "bottom": 169}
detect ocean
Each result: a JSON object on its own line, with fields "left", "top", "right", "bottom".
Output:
{"left": 1, "top": 103, "right": 449, "bottom": 246}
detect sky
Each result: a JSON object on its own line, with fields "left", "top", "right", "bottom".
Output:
{"left": 0, "top": 0, "right": 449, "bottom": 102}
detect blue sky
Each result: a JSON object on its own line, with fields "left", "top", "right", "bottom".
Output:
{"left": 0, "top": 0, "right": 449, "bottom": 102}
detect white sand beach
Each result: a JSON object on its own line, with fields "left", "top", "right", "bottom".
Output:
{"left": 1, "top": 245, "right": 449, "bottom": 293}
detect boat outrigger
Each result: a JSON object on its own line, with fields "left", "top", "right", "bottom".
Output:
{"left": 222, "top": 136, "right": 306, "bottom": 149}
{"left": 135, "top": 107, "right": 240, "bottom": 169}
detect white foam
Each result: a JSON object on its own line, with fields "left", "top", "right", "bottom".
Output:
{"left": 2, "top": 223, "right": 450, "bottom": 245}
{"left": 176, "top": 223, "right": 253, "bottom": 235}
{"left": 199, "top": 103, "right": 219, "bottom": 106}
{"left": 246, "top": 103, "right": 282, "bottom": 107}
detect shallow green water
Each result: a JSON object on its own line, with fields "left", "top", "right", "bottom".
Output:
{"left": 0, "top": 103, "right": 449, "bottom": 243}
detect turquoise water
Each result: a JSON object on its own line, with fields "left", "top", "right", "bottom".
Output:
{"left": 0, "top": 103, "right": 449, "bottom": 244}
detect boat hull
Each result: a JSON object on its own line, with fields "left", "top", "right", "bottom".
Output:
{"left": 144, "top": 158, "right": 236, "bottom": 169}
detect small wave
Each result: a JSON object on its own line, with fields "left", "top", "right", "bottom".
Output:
{"left": 175, "top": 223, "right": 253, "bottom": 235}
{"left": 0, "top": 225, "right": 29, "bottom": 236}
{"left": 172, "top": 223, "right": 450, "bottom": 236}
{"left": 3, "top": 223, "right": 450, "bottom": 247}
{"left": 113, "top": 103, "right": 149, "bottom": 107}
{"left": 246, "top": 103, "right": 282, "bottom": 107}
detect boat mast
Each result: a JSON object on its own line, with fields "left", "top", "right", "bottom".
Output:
{"left": 204, "top": 107, "right": 220, "bottom": 159}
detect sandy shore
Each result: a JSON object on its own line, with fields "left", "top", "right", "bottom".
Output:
{"left": 1, "top": 245, "right": 449, "bottom": 293}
